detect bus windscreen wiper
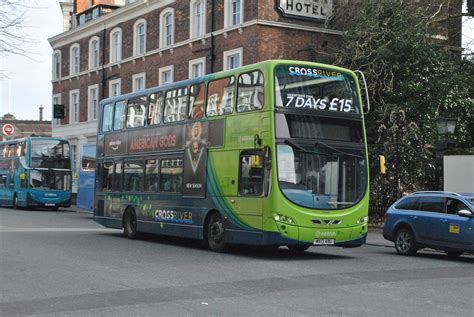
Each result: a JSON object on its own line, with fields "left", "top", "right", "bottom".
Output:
{"left": 314, "top": 141, "right": 364, "bottom": 159}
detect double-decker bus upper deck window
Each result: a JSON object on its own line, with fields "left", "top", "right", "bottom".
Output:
{"left": 126, "top": 96, "right": 147, "bottom": 128}
{"left": 164, "top": 87, "right": 188, "bottom": 123}
{"left": 206, "top": 76, "right": 235, "bottom": 116}
{"left": 237, "top": 71, "right": 264, "bottom": 112}
{"left": 102, "top": 103, "right": 114, "bottom": 132}
{"left": 123, "top": 160, "right": 144, "bottom": 192}
{"left": 189, "top": 83, "right": 205, "bottom": 119}
{"left": 145, "top": 159, "right": 159, "bottom": 191}
{"left": 148, "top": 93, "right": 163, "bottom": 125}
{"left": 113, "top": 101, "right": 126, "bottom": 130}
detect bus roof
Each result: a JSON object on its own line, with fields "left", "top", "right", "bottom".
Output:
{"left": 0, "top": 136, "right": 69, "bottom": 145}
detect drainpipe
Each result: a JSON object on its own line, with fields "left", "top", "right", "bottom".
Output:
{"left": 210, "top": 0, "right": 216, "bottom": 73}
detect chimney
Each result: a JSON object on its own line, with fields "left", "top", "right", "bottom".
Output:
{"left": 39, "top": 105, "right": 44, "bottom": 122}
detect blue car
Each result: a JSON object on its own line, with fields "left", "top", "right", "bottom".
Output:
{"left": 383, "top": 191, "right": 474, "bottom": 257}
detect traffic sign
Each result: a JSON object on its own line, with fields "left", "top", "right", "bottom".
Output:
{"left": 2, "top": 124, "right": 15, "bottom": 136}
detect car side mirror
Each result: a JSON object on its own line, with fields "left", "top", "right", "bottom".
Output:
{"left": 457, "top": 209, "right": 473, "bottom": 217}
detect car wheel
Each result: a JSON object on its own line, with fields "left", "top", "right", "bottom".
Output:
{"left": 123, "top": 209, "right": 138, "bottom": 239}
{"left": 394, "top": 228, "right": 417, "bottom": 256}
{"left": 287, "top": 245, "right": 310, "bottom": 253}
{"left": 206, "top": 213, "right": 227, "bottom": 252}
{"left": 445, "top": 251, "right": 462, "bottom": 258}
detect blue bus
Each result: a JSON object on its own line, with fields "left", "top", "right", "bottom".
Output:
{"left": 77, "top": 144, "right": 96, "bottom": 212}
{"left": 0, "top": 137, "right": 72, "bottom": 210}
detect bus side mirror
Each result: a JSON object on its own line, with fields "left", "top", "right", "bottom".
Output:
{"left": 355, "top": 70, "right": 370, "bottom": 115}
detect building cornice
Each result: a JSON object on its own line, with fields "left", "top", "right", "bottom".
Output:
{"left": 51, "top": 19, "right": 345, "bottom": 83}
{"left": 49, "top": 1, "right": 343, "bottom": 49}
{"left": 49, "top": 0, "right": 174, "bottom": 48}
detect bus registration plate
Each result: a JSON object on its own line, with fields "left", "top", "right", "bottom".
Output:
{"left": 45, "top": 203, "right": 56, "bottom": 207}
{"left": 314, "top": 238, "right": 335, "bottom": 245}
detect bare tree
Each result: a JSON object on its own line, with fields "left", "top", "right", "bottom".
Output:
{"left": 0, "top": 0, "right": 38, "bottom": 58}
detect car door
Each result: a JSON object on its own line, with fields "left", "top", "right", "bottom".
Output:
{"left": 415, "top": 196, "right": 446, "bottom": 244}
{"left": 436, "top": 198, "right": 473, "bottom": 248}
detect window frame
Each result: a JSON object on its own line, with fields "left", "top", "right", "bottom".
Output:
{"left": 160, "top": 8, "right": 175, "bottom": 48}
{"left": 110, "top": 27, "right": 122, "bottom": 63}
{"left": 52, "top": 93, "right": 62, "bottom": 126}
{"left": 89, "top": 36, "right": 100, "bottom": 70}
{"left": 52, "top": 50, "right": 61, "bottom": 80}
{"left": 126, "top": 95, "right": 148, "bottom": 129}
{"left": 123, "top": 160, "right": 145, "bottom": 192}
{"left": 223, "top": 47, "right": 243, "bottom": 70}
{"left": 190, "top": 0, "right": 206, "bottom": 39}
{"left": 158, "top": 157, "right": 184, "bottom": 193}
{"left": 206, "top": 76, "right": 236, "bottom": 117}
{"left": 69, "top": 89, "right": 80, "bottom": 124}
{"left": 238, "top": 149, "right": 265, "bottom": 196}
{"left": 70, "top": 43, "right": 80, "bottom": 75}
{"left": 188, "top": 57, "right": 206, "bottom": 79}
{"left": 159, "top": 65, "right": 174, "bottom": 86}
{"left": 237, "top": 70, "right": 265, "bottom": 113}
{"left": 132, "top": 72, "right": 146, "bottom": 92}
{"left": 133, "top": 19, "right": 147, "bottom": 56}
{"left": 224, "top": 0, "right": 243, "bottom": 28}
{"left": 88, "top": 84, "right": 99, "bottom": 121}
{"left": 109, "top": 78, "right": 121, "bottom": 97}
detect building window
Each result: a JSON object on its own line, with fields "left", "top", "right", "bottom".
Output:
{"left": 53, "top": 51, "right": 61, "bottom": 80}
{"left": 109, "top": 79, "right": 121, "bottom": 97}
{"left": 133, "top": 19, "right": 146, "bottom": 56}
{"left": 89, "top": 37, "right": 100, "bottom": 70}
{"left": 132, "top": 72, "right": 146, "bottom": 92}
{"left": 88, "top": 84, "right": 99, "bottom": 120}
{"left": 71, "top": 144, "right": 77, "bottom": 170}
{"left": 110, "top": 28, "right": 122, "bottom": 63}
{"left": 225, "top": 0, "right": 243, "bottom": 28}
{"left": 223, "top": 48, "right": 242, "bottom": 70}
{"left": 70, "top": 44, "right": 80, "bottom": 75}
{"left": 189, "top": 57, "right": 206, "bottom": 78}
{"left": 190, "top": 0, "right": 206, "bottom": 38}
{"left": 160, "top": 8, "right": 174, "bottom": 48}
{"left": 69, "top": 90, "right": 80, "bottom": 123}
{"left": 159, "top": 65, "right": 174, "bottom": 86}
{"left": 52, "top": 94, "right": 62, "bottom": 126}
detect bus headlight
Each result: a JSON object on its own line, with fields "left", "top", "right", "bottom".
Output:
{"left": 273, "top": 213, "right": 296, "bottom": 225}
{"left": 356, "top": 216, "right": 368, "bottom": 225}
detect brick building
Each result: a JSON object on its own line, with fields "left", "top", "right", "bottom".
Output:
{"left": 1, "top": 108, "right": 52, "bottom": 141}
{"left": 48, "top": 0, "right": 462, "bottom": 192}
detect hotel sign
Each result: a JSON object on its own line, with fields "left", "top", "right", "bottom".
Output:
{"left": 277, "top": 0, "right": 333, "bottom": 21}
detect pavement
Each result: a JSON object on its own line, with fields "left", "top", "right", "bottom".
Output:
{"left": 63, "top": 205, "right": 394, "bottom": 248}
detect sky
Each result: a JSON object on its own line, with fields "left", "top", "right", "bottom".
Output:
{"left": 0, "top": 1, "right": 473, "bottom": 121}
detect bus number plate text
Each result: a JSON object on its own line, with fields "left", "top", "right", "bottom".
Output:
{"left": 314, "top": 238, "right": 335, "bottom": 245}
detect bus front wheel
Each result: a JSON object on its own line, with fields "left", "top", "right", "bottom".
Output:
{"left": 206, "top": 212, "right": 227, "bottom": 252}
{"left": 123, "top": 208, "right": 138, "bottom": 239}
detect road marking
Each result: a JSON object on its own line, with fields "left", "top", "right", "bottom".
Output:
{"left": 0, "top": 227, "right": 119, "bottom": 233}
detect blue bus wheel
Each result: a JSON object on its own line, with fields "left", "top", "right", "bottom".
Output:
{"left": 206, "top": 213, "right": 227, "bottom": 253}
{"left": 123, "top": 209, "right": 138, "bottom": 239}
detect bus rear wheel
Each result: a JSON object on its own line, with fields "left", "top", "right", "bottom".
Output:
{"left": 123, "top": 209, "right": 138, "bottom": 239}
{"left": 206, "top": 213, "right": 227, "bottom": 252}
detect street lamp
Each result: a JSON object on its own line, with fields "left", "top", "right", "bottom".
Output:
{"left": 435, "top": 116, "right": 457, "bottom": 190}
{"left": 436, "top": 117, "right": 457, "bottom": 136}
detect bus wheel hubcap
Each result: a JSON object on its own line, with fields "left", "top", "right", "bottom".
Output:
{"left": 211, "top": 221, "right": 224, "bottom": 243}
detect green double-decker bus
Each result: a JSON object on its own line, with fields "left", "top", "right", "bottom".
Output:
{"left": 94, "top": 60, "right": 369, "bottom": 252}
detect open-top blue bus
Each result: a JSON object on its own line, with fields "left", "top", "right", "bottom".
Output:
{"left": 0, "top": 137, "right": 72, "bottom": 210}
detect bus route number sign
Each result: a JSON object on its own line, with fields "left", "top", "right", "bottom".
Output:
{"left": 2, "top": 124, "right": 15, "bottom": 136}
